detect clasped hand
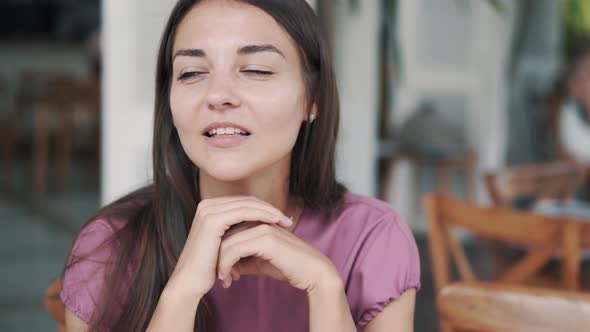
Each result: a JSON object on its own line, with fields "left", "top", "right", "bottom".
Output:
{"left": 168, "top": 196, "right": 341, "bottom": 299}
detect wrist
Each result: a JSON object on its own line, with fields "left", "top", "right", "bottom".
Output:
{"left": 307, "top": 267, "right": 344, "bottom": 298}
{"left": 163, "top": 273, "right": 205, "bottom": 303}
{"left": 161, "top": 282, "right": 202, "bottom": 309}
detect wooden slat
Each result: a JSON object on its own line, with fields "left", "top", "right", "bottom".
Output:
{"left": 44, "top": 278, "right": 65, "bottom": 325}
{"left": 499, "top": 240, "right": 561, "bottom": 284}
{"left": 562, "top": 222, "right": 582, "bottom": 290}
{"left": 423, "top": 194, "right": 451, "bottom": 293}
{"left": 444, "top": 224, "right": 476, "bottom": 281}
{"left": 435, "top": 193, "right": 561, "bottom": 244}
{"left": 438, "top": 281, "right": 590, "bottom": 332}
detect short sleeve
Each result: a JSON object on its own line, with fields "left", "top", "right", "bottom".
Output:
{"left": 346, "top": 212, "right": 421, "bottom": 329}
{"left": 60, "top": 219, "right": 119, "bottom": 324}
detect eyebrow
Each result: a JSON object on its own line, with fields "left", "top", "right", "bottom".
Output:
{"left": 237, "top": 44, "right": 285, "bottom": 58}
{"left": 173, "top": 44, "right": 285, "bottom": 60}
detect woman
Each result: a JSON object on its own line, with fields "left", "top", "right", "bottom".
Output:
{"left": 558, "top": 43, "right": 590, "bottom": 164}
{"left": 60, "top": 1, "right": 420, "bottom": 331}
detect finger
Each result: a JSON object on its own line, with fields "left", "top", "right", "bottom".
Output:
{"left": 223, "top": 220, "right": 263, "bottom": 240}
{"left": 218, "top": 232, "right": 277, "bottom": 280}
{"left": 198, "top": 195, "right": 255, "bottom": 208}
{"left": 208, "top": 198, "right": 292, "bottom": 227}
{"left": 207, "top": 207, "right": 290, "bottom": 235}
{"left": 220, "top": 224, "right": 275, "bottom": 252}
{"left": 200, "top": 197, "right": 293, "bottom": 227}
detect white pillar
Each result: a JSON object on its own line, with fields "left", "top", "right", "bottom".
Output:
{"left": 333, "top": 1, "right": 380, "bottom": 196}
{"left": 102, "top": 0, "right": 176, "bottom": 204}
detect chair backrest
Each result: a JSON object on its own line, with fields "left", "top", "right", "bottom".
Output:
{"left": 44, "top": 277, "right": 66, "bottom": 332}
{"left": 438, "top": 280, "right": 590, "bottom": 332}
{"left": 423, "top": 192, "right": 590, "bottom": 293}
{"left": 484, "top": 160, "right": 586, "bottom": 207}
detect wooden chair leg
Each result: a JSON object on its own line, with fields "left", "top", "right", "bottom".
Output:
{"left": 1, "top": 126, "right": 15, "bottom": 191}
{"left": 56, "top": 109, "right": 73, "bottom": 190}
{"left": 33, "top": 100, "right": 50, "bottom": 196}
{"left": 562, "top": 222, "right": 581, "bottom": 290}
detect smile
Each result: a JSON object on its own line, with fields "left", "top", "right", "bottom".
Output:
{"left": 205, "top": 127, "right": 251, "bottom": 137}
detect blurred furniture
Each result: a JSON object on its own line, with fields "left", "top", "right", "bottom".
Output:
{"left": 379, "top": 101, "right": 477, "bottom": 202}
{"left": 484, "top": 160, "right": 586, "bottom": 207}
{"left": 31, "top": 73, "right": 100, "bottom": 195}
{"left": 0, "top": 77, "right": 17, "bottom": 189}
{"left": 4, "top": 70, "right": 100, "bottom": 195}
{"left": 424, "top": 192, "right": 590, "bottom": 291}
{"left": 45, "top": 277, "right": 65, "bottom": 332}
{"left": 484, "top": 160, "right": 590, "bottom": 281}
{"left": 379, "top": 146, "right": 477, "bottom": 202}
{"left": 438, "top": 280, "right": 590, "bottom": 332}
{"left": 423, "top": 192, "right": 590, "bottom": 331}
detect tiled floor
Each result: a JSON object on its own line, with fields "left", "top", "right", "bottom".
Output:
{"left": 0, "top": 158, "right": 100, "bottom": 332}
{"left": 0, "top": 199, "right": 84, "bottom": 331}
{"left": 0, "top": 158, "right": 488, "bottom": 331}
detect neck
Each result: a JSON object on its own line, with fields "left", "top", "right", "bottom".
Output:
{"left": 198, "top": 162, "right": 301, "bottom": 221}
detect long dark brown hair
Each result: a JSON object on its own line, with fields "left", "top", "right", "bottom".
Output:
{"left": 63, "top": 0, "right": 345, "bottom": 330}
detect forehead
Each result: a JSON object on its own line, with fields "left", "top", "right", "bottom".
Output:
{"left": 173, "top": 1, "right": 299, "bottom": 60}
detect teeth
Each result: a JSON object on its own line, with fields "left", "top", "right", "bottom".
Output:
{"left": 207, "top": 127, "right": 247, "bottom": 136}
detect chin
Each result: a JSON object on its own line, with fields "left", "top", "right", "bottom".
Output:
{"left": 199, "top": 161, "right": 257, "bottom": 182}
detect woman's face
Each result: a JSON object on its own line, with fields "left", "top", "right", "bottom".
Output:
{"left": 170, "top": 0, "right": 311, "bottom": 182}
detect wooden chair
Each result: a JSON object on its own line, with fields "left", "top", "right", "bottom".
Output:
{"left": 484, "top": 161, "right": 589, "bottom": 281}
{"left": 44, "top": 277, "right": 66, "bottom": 332}
{"left": 438, "top": 280, "right": 590, "bottom": 332}
{"left": 484, "top": 160, "right": 586, "bottom": 207}
{"left": 423, "top": 192, "right": 590, "bottom": 331}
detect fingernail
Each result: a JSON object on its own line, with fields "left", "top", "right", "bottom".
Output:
{"left": 218, "top": 273, "right": 224, "bottom": 280}
{"left": 282, "top": 216, "right": 293, "bottom": 226}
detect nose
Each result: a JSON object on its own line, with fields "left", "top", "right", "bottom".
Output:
{"left": 205, "top": 74, "right": 241, "bottom": 111}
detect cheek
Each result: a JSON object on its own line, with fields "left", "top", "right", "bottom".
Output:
{"left": 254, "top": 91, "right": 305, "bottom": 152}
{"left": 170, "top": 87, "right": 201, "bottom": 132}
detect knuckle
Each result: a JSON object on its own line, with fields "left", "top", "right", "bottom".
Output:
{"left": 199, "top": 211, "right": 211, "bottom": 222}
{"left": 197, "top": 199, "right": 209, "bottom": 210}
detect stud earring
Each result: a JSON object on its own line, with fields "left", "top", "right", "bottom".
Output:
{"left": 309, "top": 113, "right": 316, "bottom": 123}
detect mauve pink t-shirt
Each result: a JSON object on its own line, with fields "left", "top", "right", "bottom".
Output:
{"left": 60, "top": 192, "right": 421, "bottom": 331}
